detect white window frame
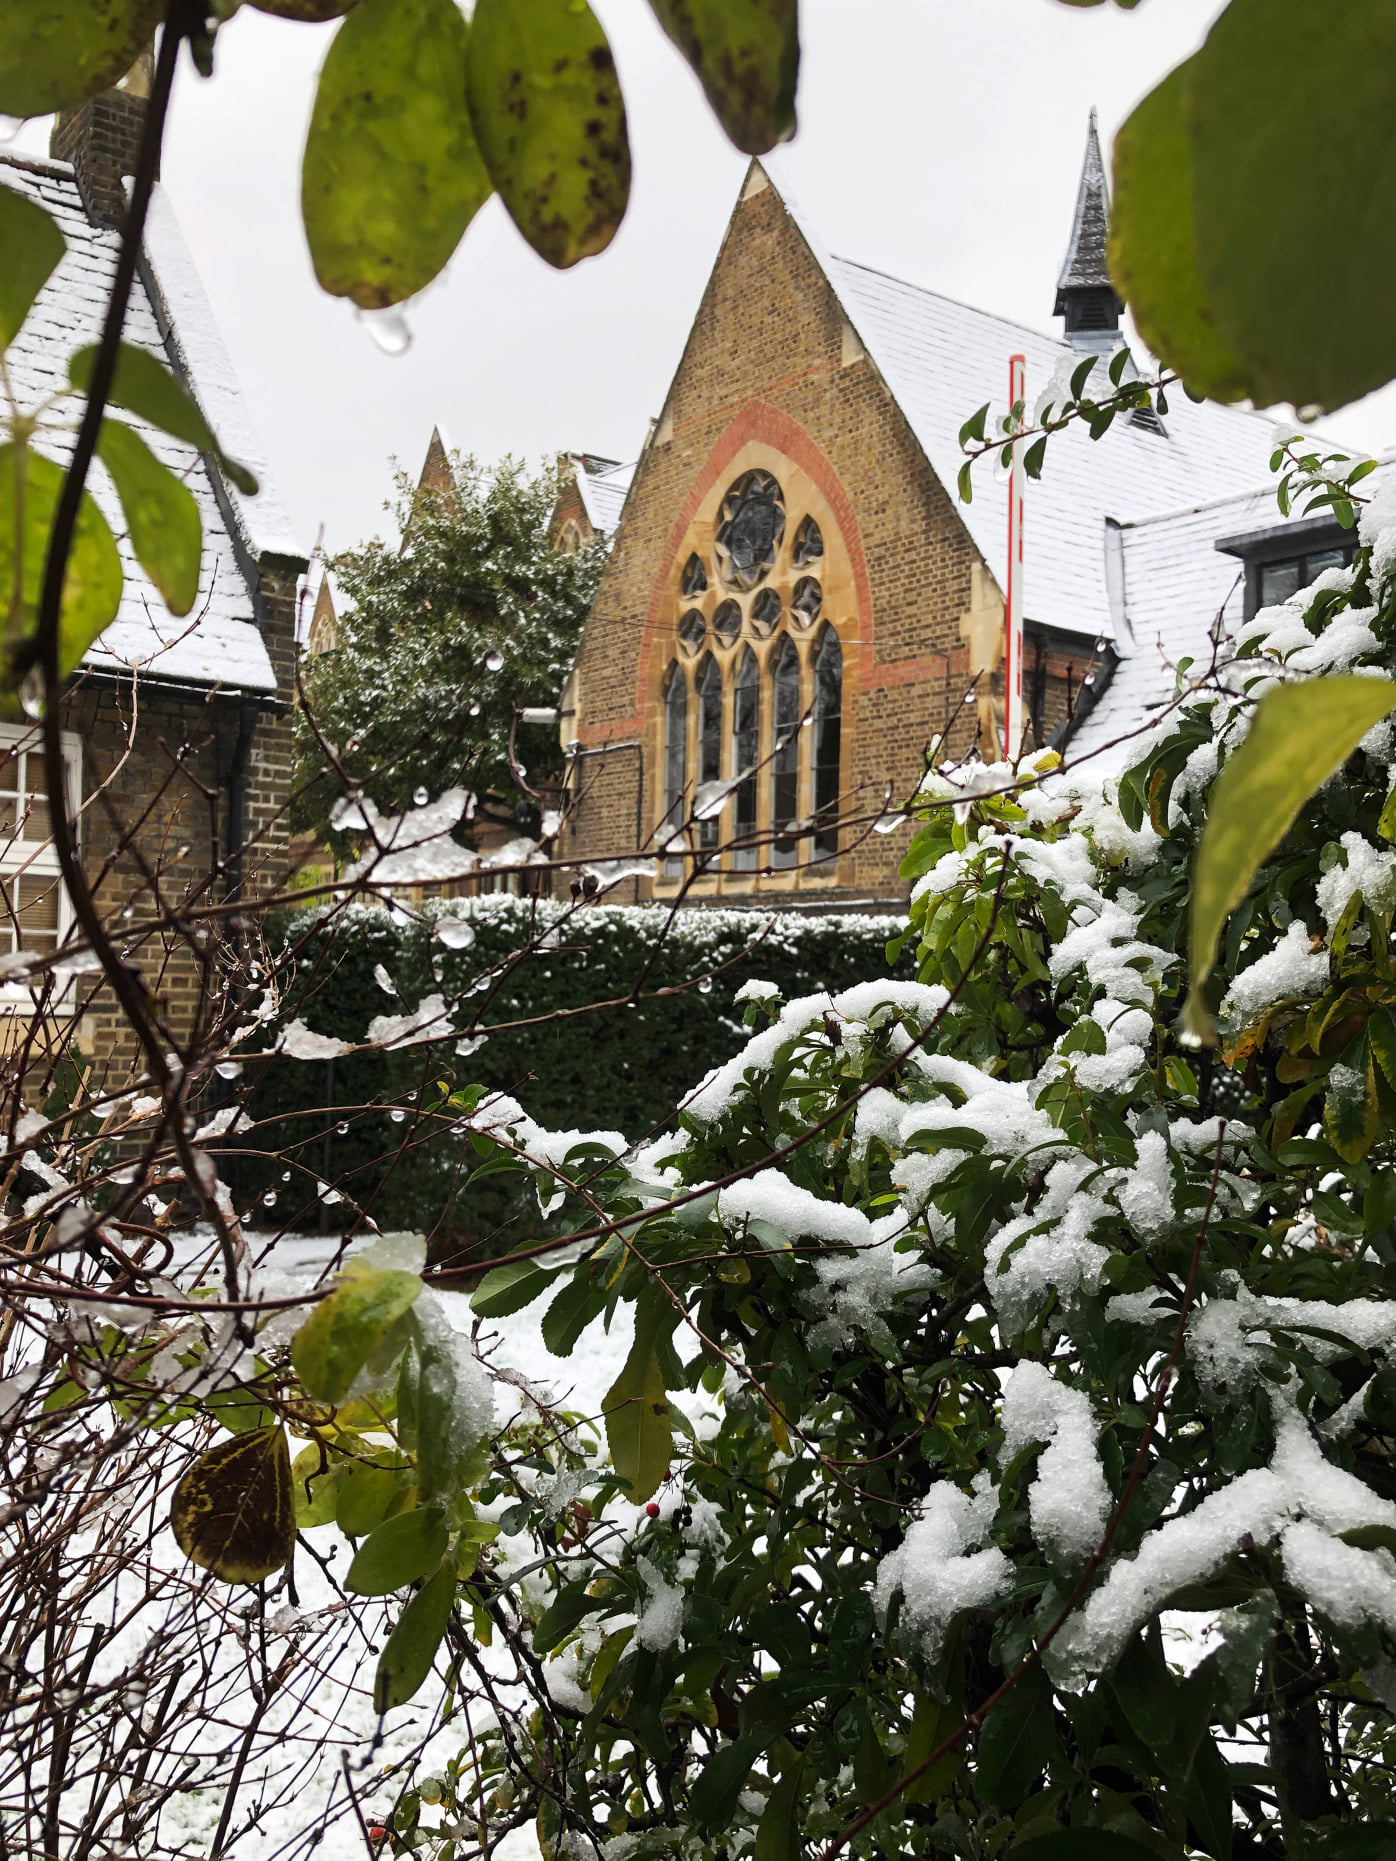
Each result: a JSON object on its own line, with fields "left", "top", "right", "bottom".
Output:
{"left": 0, "top": 722, "right": 82, "bottom": 1010}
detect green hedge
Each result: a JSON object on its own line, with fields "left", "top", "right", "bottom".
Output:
{"left": 239, "top": 896, "right": 908, "bottom": 1250}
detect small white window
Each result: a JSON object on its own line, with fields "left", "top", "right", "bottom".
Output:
{"left": 0, "top": 723, "right": 81, "bottom": 993}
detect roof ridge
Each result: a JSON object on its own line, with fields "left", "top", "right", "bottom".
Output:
{"left": 0, "top": 151, "right": 77, "bottom": 182}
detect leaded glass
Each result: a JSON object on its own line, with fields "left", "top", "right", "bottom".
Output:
{"left": 697, "top": 655, "right": 723, "bottom": 850}
{"left": 732, "top": 650, "right": 759, "bottom": 870}
{"left": 750, "top": 588, "right": 781, "bottom": 638}
{"left": 662, "top": 662, "right": 687, "bottom": 873}
{"left": 792, "top": 514, "right": 823, "bottom": 567}
{"left": 677, "top": 610, "right": 706, "bottom": 656}
{"left": 791, "top": 576, "right": 822, "bottom": 629}
{"left": 812, "top": 626, "right": 842, "bottom": 859}
{"left": 771, "top": 636, "right": 801, "bottom": 869}
{"left": 681, "top": 553, "right": 708, "bottom": 597}
{"left": 715, "top": 470, "right": 785, "bottom": 591}
{"left": 713, "top": 600, "right": 742, "bottom": 646}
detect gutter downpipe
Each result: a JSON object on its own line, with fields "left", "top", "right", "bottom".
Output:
{"left": 225, "top": 697, "right": 260, "bottom": 902}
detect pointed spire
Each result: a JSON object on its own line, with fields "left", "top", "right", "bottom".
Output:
{"left": 1054, "top": 110, "right": 1122, "bottom": 350}
{"left": 416, "top": 426, "right": 455, "bottom": 499}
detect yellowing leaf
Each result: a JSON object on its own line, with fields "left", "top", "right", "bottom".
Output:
{"left": 1108, "top": 61, "right": 1248, "bottom": 403}
{"left": 0, "top": 185, "right": 65, "bottom": 350}
{"left": 0, "top": 0, "right": 163, "bottom": 117}
{"left": 373, "top": 1559, "right": 457, "bottom": 1711}
{"left": 602, "top": 1296, "right": 672, "bottom": 1502}
{"left": 1188, "top": 0, "right": 1396, "bottom": 411}
{"left": 302, "top": 0, "right": 492, "bottom": 308}
{"left": 467, "top": 0, "right": 630, "bottom": 269}
{"left": 0, "top": 443, "right": 121, "bottom": 713}
{"left": 1325, "top": 1036, "right": 1379, "bottom": 1164}
{"left": 290, "top": 1263, "right": 423, "bottom": 1404}
{"left": 1186, "top": 678, "right": 1396, "bottom": 1042}
{"left": 170, "top": 1426, "right": 295, "bottom": 1584}
{"left": 96, "top": 419, "right": 201, "bottom": 616}
{"left": 647, "top": 0, "right": 798, "bottom": 156}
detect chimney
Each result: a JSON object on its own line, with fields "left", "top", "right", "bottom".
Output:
{"left": 1054, "top": 109, "right": 1123, "bottom": 355}
{"left": 49, "top": 46, "right": 155, "bottom": 228}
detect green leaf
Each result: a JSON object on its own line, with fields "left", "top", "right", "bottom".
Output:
{"left": 1177, "top": 1728, "right": 1232, "bottom": 1861}
{"left": 0, "top": 184, "right": 65, "bottom": 350}
{"left": 975, "top": 1663, "right": 1060, "bottom": 1809}
{"left": 169, "top": 1426, "right": 295, "bottom": 1585}
{"left": 754, "top": 1757, "right": 804, "bottom": 1861}
{"left": 1194, "top": 1591, "right": 1276, "bottom": 1728}
{"left": 466, "top": 0, "right": 631, "bottom": 270}
{"left": 302, "top": 0, "right": 492, "bottom": 308}
{"left": 690, "top": 1731, "right": 770, "bottom": 1834}
{"left": 1185, "top": 678, "right": 1396, "bottom": 1042}
{"left": 646, "top": 0, "right": 798, "bottom": 155}
{"left": 346, "top": 1506, "right": 448, "bottom": 1595}
{"left": 373, "top": 1558, "right": 456, "bottom": 1711}
{"left": 206, "top": 1385, "right": 277, "bottom": 1435}
{"left": 542, "top": 1267, "right": 605, "bottom": 1357}
{"left": 1107, "top": 60, "right": 1249, "bottom": 402}
{"left": 400, "top": 1311, "right": 492, "bottom": 1502}
{"left": 0, "top": 0, "right": 163, "bottom": 117}
{"left": 852, "top": 1715, "right": 894, "bottom": 1805}
{"left": 70, "top": 344, "right": 259, "bottom": 496}
{"left": 95, "top": 419, "right": 201, "bottom": 616}
{"left": 0, "top": 442, "right": 121, "bottom": 711}
{"left": 290, "top": 1263, "right": 423, "bottom": 1404}
{"left": 1324, "top": 1034, "right": 1379, "bottom": 1164}
{"left": 1013, "top": 1837, "right": 1162, "bottom": 1861}
{"left": 1188, "top": 0, "right": 1396, "bottom": 412}
{"left": 471, "top": 1259, "right": 558, "bottom": 1318}
{"left": 533, "top": 1579, "right": 614, "bottom": 1654}
{"left": 290, "top": 1443, "right": 346, "bottom": 1527}
{"left": 602, "top": 1292, "right": 673, "bottom": 1502}
{"left": 1337, "top": 1522, "right": 1396, "bottom": 1557}
{"left": 335, "top": 1461, "right": 401, "bottom": 1536}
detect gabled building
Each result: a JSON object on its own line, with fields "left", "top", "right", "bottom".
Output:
{"left": 0, "top": 71, "right": 305, "bottom": 1056}
{"left": 557, "top": 123, "right": 1344, "bottom": 911}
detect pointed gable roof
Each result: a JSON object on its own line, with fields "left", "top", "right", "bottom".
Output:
{"left": 1054, "top": 110, "right": 1113, "bottom": 308}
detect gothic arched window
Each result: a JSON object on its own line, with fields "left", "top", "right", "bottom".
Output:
{"left": 732, "top": 648, "right": 759, "bottom": 871}
{"left": 662, "top": 661, "right": 687, "bottom": 872}
{"left": 697, "top": 654, "right": 723, "bottom": 849}
{"left": 771, "top": 636, "right": 801, "bottom": 868}
{"left": 812, "top": 626, "right": 842, "bottom": 858}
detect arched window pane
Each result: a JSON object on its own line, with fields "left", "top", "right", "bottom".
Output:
{"left": 813, "top": 627, "right": 842, "bottom": 858}
{"left": 697, "top": 655, "right": 723, "bottom": 849}
{"left": 770, "top": 636, "right": 801, "bottom": 869}
{"left": 732, "top": 648, "right": 759, "bottom": 871}
{"left": 662, "top": 661, "right": 687, "bottom": 874}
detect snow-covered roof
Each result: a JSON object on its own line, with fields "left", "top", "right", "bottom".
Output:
{"left": 751, "top": 161, "right": 1280, "bottom": 654}
{"left": 0, "top": 155, "right": 304, "bottom": 695}
{"left": 576, "top": 459, "right": 633, "bottom": 535}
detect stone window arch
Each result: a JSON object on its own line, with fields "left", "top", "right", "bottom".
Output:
{"left": 812, "top": 625, "right": 842, "bottom": 859}
{"left": 732, "top": 647, "right": 759, "bottom": 871}
{"left": 653, "top": 439, "right": 858, "bottom": 890}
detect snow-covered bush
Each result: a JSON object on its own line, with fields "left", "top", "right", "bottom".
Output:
{"left": 284, "top": 492, "right": 1396, "bottom": 1859}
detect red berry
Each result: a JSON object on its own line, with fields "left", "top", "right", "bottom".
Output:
{"left": 645, "top": 1502, "right": 660, "bottom": 1518}
{"left": 368, "top": 1829, "right": 388, "bottom": 1843}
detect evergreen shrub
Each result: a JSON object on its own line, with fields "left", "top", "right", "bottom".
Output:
{"left": 244, "top": 897, "right": 909, "bottom": 1244}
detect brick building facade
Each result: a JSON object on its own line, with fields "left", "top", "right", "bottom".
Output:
{"left": 1, "top": 72, "right": 305, "bottom": 1071}
{"left": 557, "top": 132, "right": 1287, "bottom": 911}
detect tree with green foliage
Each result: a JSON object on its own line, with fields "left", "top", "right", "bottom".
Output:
{"left": 294, "top": 453, "right": 606, "bottom": 846}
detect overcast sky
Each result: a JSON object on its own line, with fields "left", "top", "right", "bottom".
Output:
{"left": 18, "top": 0, "right": 1396, "bottom": 557}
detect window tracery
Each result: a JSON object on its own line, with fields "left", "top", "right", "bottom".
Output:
{"left": 658, "top": 456, "right": 850, "bottom": 885}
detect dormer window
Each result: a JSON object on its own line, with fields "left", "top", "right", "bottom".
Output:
{"left": 1215, "top": 516, "right": 1357, "bottom": 620}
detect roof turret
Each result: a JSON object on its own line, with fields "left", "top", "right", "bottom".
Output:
{"left": 1054, "top": 110, "right": 1123, "bottom": 351}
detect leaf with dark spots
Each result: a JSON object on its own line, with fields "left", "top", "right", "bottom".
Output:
{"left": 647, "top": 0, "right": 798, "bottom": 155}
{"left": 466, "top": 0, "right": 631, "bottom": 269}
{"left": 170, "top": 1426, "right": 295, "bottom": 1585}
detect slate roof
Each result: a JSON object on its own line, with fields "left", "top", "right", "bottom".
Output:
{"left": 576, "top": 459, "right": 633, "bottom": 535}
{"left": 0, "top": 154, "right": 303, "bottom": 695}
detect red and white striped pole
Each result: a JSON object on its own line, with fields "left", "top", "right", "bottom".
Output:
{"left": 1004, "top": 352, "right": 1026, "bottom": 761}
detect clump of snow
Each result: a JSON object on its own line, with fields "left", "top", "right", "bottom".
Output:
{"left": 984, "top": 1156, "right": 1110, "bottom": 1334}
{"left": 1000, "top": 1361, "right": 1111, "bottom": 1568}
{"left": 412, "top": 1290, "right": 494, "bottom": 1450}
{"left": 734, "top": 978, "right": 781, "bottom": 1006}
{"left": 466, "top": 1092, "right": 627, "bottom": 1216}
{"left": 873, "top": 1477, "right": 1011, "bottom": 1664}
{"left": 366, "top": 993, "right": 455, "bottom": 1050}
{"left": 1315, "top": 830, "right": 1396, "bottom": 932}
{"left": 1221, "top": 920, "right": 1328, "bottom": 1027}
{"left": 1115, "top": 1128, "right": 1175, "bottom": 1240}
{"left": 433, "top": 914, "right": 476, "bottom": 950}
{"left": 276, "top": 1019, "right": 352, "bottom": 1061}
{"left": 634, "top": 1556, "right": 686, "bottom": 1652}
